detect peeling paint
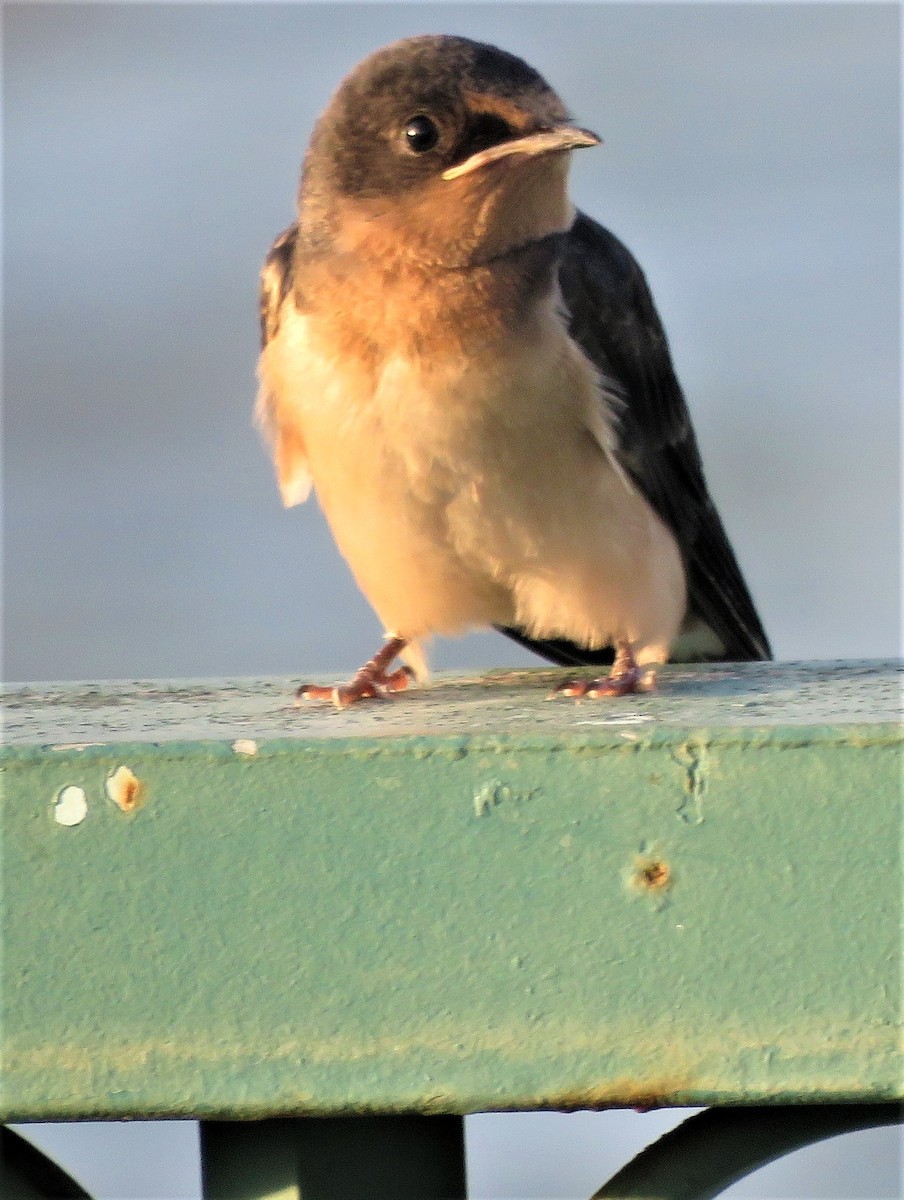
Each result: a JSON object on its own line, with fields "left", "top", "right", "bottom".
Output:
{"left": 673, "top": 739, "right": 707, "bottom": 825}
{"left": 53, "top": 786, "right": 88, "bottom": 826}
{"left": 105, "top": 765, "right": 145, "bottom": 812}
{"left": 232, "top": 739, "right": 258, "bottom": 756}
{"left": 472, "top": 779, "right": 539, "bottom": 816}
{"left": 626, "top": 850, "right": 673, "bottom": 896}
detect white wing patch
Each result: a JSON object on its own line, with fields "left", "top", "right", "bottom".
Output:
{"left": 257, "top": 223, "right": 313, "bottom": 507}
{"left": 255, "top": 375, "right": 313, "bottom": 508}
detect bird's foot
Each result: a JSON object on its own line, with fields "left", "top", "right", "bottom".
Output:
{"left": 550, "top": 643, "right": 654, "bottom": 699}
{"left": 295, "top": 667, "right": 413, "bottom": 709}
{"left": 295, "top": 637, "right": 413, "bottom": 709}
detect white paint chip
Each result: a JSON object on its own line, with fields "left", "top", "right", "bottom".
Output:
{"left": 54, "top": 786, "right": 88, "bottom": 826}
{"left": 232, "top": 739, "right": 258, "bottom": 756}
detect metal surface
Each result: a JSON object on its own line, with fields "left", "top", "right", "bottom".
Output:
{"left": 591, "top": 1103, "right": 903, "bottom": 1199}
{"left": 200, "top": 1115, "right": 466, "bottom": 1200}
{"left": 2, "top": 662, "right": 901, "bottom": 1121}
{"left": 4, "top": 660, "right": 901, "bottom": 744}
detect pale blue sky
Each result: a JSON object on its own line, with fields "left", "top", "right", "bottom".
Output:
{"left": 5, "top": 3, "right": 901, "bottom": 1196}
{"left": 4, "top": 2, "right": 900, "bottom": 684}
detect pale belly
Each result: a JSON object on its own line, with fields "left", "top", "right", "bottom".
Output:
{"left": 294, "top": 322, "right": 687, "bottom": 665}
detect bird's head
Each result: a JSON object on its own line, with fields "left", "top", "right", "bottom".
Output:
{"left": 297, "top": 35, "right": 599, "bottom": 270}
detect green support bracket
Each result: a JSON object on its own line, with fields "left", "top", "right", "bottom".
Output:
{"left": 591, "top": 1103, "right": 903, "bottom": 1198}
{"left": 200, "top": 1115, "right": 466, "bottom": 1200}
{"left": 0, "top": 1126, "right": 92, "bottom": 1200}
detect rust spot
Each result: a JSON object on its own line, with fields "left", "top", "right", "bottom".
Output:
{"left": 629, "top": 855, "right": 672, "bottom": 893}
{"left": 106, "top": 765, "right": 145, "bottom": 812}
{"left": 525, "top": 1073, "right": 696, "bottom": 1112}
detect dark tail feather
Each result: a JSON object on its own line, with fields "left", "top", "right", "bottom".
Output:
{"left": 495, "top": 626, "right": 616, "bottom": 668}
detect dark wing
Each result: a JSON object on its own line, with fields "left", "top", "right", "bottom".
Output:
{"left": 259, "top": 223, "right": 298, "bottom": 350}
{"left": 498, "top": 211, "right": 771, "bottom": 665}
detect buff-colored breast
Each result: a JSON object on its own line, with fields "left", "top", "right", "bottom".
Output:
{"left": 258, "top": 285, "right": 686, "bottom": 670}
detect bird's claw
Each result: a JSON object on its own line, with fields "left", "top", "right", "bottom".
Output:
{"left": 295, "top": 652, "right": 413, "bottom": 709}
{"left": 548, "top": 645, "right": 654, "bottom": 699}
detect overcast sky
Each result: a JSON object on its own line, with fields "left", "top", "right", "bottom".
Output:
{"left": 4, "top": 1, "right": 900, "bottom": 685}
{"left": 5, "top": 3, "right": 901, "bottom": 1196}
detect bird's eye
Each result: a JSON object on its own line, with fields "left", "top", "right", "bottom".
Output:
{"left": 403, "top": 115, "right": 440, "bottom": 154}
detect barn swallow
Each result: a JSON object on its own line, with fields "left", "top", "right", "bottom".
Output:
{"left": 257, "top": 35, "right": 771, "bottom": 707}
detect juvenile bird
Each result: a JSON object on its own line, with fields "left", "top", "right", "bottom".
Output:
{"left": 257, "top": 35, "right": 771, "bottom": 706}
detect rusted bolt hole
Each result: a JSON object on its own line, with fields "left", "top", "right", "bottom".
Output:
{"left": 106, "top": 765, "right": 145, "bottom": 812}
{"left": 632, "top": 857, "right": 672, "bottom": 892}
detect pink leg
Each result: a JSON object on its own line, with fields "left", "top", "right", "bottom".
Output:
{"left": 552, "top": 641, "right": 652, "bottom": 699}
{"left": 295, "top": 637, "right": 413, "bottom": 709}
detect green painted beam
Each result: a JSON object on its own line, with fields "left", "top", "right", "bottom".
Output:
{"left": 2, "top": 661, "right": 901, "bottom": 1121}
